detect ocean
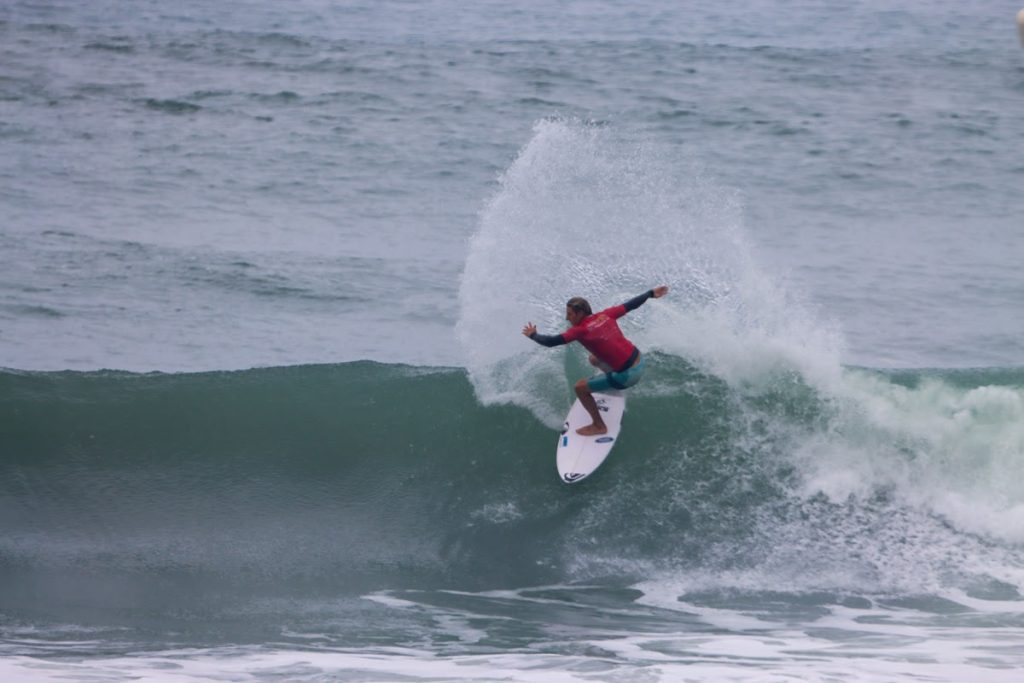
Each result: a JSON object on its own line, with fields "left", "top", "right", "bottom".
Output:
{"left": 2, "top": 1, "right": 1023, "bottom": 681}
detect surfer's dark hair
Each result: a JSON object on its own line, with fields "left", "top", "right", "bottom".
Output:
{"left": 566, "top": 297, "right": 592, "bottom": 316}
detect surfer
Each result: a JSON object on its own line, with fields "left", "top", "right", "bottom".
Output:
{"left": 522, "top": 285, "right": 669, "bottom": 436}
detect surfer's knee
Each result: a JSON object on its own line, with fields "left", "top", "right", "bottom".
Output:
{"left": 574, "top": 378, "right": 590, "bottom": 395}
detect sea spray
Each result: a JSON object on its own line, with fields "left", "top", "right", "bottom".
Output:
{"left": 457, "top": 119, "right": 830, "bottom": 423}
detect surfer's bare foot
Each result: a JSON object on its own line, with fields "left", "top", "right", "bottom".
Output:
{"left": 576, "top": 423, "right": 607, "bottom": 436}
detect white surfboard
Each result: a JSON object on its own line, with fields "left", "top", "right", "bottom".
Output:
{"left": 556, "top": 391, "right": 626, "bottom": 484}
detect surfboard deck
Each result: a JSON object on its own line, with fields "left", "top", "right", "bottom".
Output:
{"left": 556, "top": 391, "right": 626, "bottom": 484}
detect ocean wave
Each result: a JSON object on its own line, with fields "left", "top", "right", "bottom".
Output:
{"left": 1, "top": 359, "right": 1022, "bottom": 614}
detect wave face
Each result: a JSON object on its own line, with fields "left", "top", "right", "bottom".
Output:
{"left": 2, "top": 360, "right": 1023, "bottom": 619}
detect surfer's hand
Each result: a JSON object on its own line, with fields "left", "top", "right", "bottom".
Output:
{"left": 522, "top": 322, "right": 537, "bottom": 337}
{"left": 652, "top": 285, "right": 668, "bottom": 298}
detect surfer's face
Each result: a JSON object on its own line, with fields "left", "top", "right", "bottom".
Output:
{"left": 566, "top": 306, "right": 585, "bottom": 326}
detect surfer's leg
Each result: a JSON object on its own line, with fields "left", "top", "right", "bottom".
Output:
{"left": 574, "top": 378, "right": 607, "bottom": 436}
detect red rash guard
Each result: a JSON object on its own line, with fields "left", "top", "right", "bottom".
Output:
{"left": 528, "top": 289, "right": 655, "bottom": 370}
{"left": 562, "top": 305, "right": 636, "bottom": 371}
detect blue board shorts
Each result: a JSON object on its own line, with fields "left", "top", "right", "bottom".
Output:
{"left": 587, "top": 356, "right": 646, "bottom": 392}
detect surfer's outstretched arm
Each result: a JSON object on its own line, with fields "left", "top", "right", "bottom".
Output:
{"left": 623, "top": 285, "right": 669, "bottom": 312}
{"left": 522, "top": 322, "right": 567, "bottom": 347}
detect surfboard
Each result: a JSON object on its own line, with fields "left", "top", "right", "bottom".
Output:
{"left": 556, "top": 391, "right": 626, "bottom": 483}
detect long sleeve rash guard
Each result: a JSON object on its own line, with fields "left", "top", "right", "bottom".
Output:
{"left": 528, "top": 289, "right": 655, "bottom": 371}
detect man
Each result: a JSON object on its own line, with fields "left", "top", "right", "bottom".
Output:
{"left": 522, "top": 285, "right": 669, "bottom": 436}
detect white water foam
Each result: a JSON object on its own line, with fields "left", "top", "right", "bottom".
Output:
{"left": 794, "top": 371, "right": 1024, "bottom": 545}
{"left": 695, "top": 366, "right": 1024, "bottom": 595}
{"left": 4, "top": 581, "right": 1023, "bottom": 682}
